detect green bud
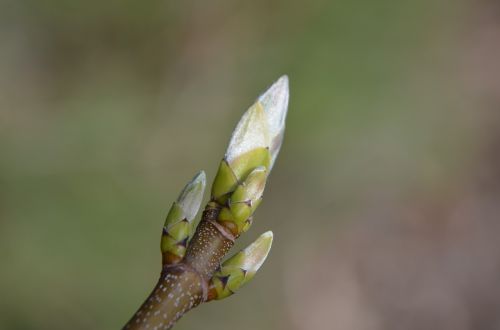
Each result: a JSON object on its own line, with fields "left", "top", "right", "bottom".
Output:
{"left": 211, "top": 159, "right": 238, "bottom": 204}
{"left": 161, "top": 171, "right": 206, "bottom": 264}
{"left": 230, "top": 148, "right": 271, "bottom": 184}
{"left": 211, "top": 148, "right": 270, "bottom": 204}
{"left": 211, "top": 75, "right": 288, "bottom": 204}
{"left": 215, "top": 166, "right": 267, "bottom": 236}
{"left": 228, "top": 166, "right": 267, "bottom": 230}
{"left": 230, "top": 166, "right": 267, "bottom": 210}
{"left": 208, "top": 231, "right": 273, "bottom": 300}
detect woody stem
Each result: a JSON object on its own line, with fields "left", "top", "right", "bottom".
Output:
{"left": 123, "top": 204, "right": 235, "bottom": 330}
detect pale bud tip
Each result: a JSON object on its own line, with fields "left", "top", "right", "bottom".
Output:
{"left": 258, "top": 75, "right": 289, "bottom": 134}
{"left": 191, "top": 170, "right": 206, "bottom": 185}
{"left": 226, "top": 76, "right": 290, "bottom": 169}
{"left": 257, "top": 75, "right": 289, "bottom": 168}
{"left": 177, "top": 171, "right": 206, "bottom": 221}
{"left": 241, "top": 231, "right": 273, "bottom": 273}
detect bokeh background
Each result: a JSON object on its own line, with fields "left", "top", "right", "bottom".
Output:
{"left": 2, "top": 0, "right": 500, "bottom": 329}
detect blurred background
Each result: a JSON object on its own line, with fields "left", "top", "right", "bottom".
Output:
{"left": 1, "top": 0, "right": 500, "bottom": 329}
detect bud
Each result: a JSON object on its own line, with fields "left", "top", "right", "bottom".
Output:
{"left": 208, "top": 231, "right": 273, "bottom": 300}
{"left": 216, "top": 166, "right": 267, "bottom": 236}
{"left": 212, "top": 75, "right": 289, "bottom": 203}
{"left": 161, "top": 171, "right": 206, "bottom": 264}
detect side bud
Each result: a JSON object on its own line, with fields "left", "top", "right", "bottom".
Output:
{"left": 161, "top": 171, "right": 206, "bottom": 264}
{"left": 217, "top": 166, "right": 267, "bottom": 236}
{"left": 208, "top": 231, "right": 273, "bottom": 301}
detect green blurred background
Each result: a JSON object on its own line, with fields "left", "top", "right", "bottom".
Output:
{"left": 2, "top": 0, "right": 500, "bottom": 329}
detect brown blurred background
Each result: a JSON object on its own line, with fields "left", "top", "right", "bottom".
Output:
{"left": 1, "top": 0, "right": 500, "bottom": 329}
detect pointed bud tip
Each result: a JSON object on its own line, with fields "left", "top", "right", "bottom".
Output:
{"left": 257, "top": 75, "right": 289, "bottom": 168}
{"left": 258, "top": 75, "right": 289, "bottom": 118}
{"left": 261, "top": 230, "right": 274, "bottom": 240}
{"left": 240, "top": 231, "right": 273, "bottom": 273}
{"left": 270, "top": 75, "right": 289, "bottom": 94}
{"left": 225, "top": 76, "right": 289, "bottom": 171}
{"left": 261, "top": 75, "right": 289, "bottom": 95}
{"left": 258, "top": 231, "right": 274, "bottom": 252}
{"left": 177, "top": 170, "right": 206, "bottom": 221}
{"left": 182, "top": 170, "right": 206, "bottom": 195}
{"left": 192, "top": 170, "right": 206, "bottom": 185}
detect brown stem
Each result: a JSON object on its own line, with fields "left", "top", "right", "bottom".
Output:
{"left": 123, "top": 204, "right": 235, "bottom": 330}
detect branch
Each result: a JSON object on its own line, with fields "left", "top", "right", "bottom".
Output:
{"left": 123, "top": 75, "right": 289, "bottom": 330}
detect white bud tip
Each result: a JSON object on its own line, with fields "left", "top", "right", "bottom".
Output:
{"left": 226, "top": 75, "right": 290, "bottom": 169}
{"left": 177, "top": 171, "right": 206, "bottom": 221}
{"left": 258, "top": 75, "right": 289, "bottom": 167}
{"left": 241, "top": 231, "right": 273, "bottom": 273}
{"left": 258, "top": 75, "right": 289, "bottom": 136}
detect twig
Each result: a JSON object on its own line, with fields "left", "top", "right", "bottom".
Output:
{"left": 123, "top": 76, "right": 289, "bottom": 330}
